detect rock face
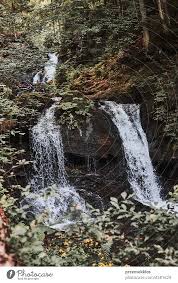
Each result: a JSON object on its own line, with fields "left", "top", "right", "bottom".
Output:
{"left": 140, "top": 104, "right": 178, "bottom": 194}
{"left": 61, "top": 105, "right": 178, "bottom": 201}
{"left": 6, "top": 96, "right": 177, "bottom": 202}
{"left": 61, "top": 108, "right": 129, "bottom": 201}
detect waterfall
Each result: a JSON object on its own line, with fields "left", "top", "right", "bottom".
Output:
{"left": 102, "top": 101, "right": 178, "bottom": 213}
{"left": 28, "top": 52, "right": 87, "bottom": 229}
{"left": 33, "top": 71, "right": 41, "bottom": 84}
{"left": 33, "top": 53, "right": 58, "bottom": 85}
{"left": 43, "top": 53, "right": 58, "bottom": 83}
{"left": 31, "top": 104, "right": 67, "bottom": 189}
{"left": 26, "top": 104, "right": 86, "bottom": 229}
{"left": 102, "top": 101, "right": 162, "bottom": 204}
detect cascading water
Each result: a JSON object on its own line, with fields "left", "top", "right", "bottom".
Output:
{"left": 27, "top": 52, "right": 86, "bottom": 229}
{"left": 33, "top": 53, "right": 58, "bottom": 85}
{"left": 102, "top": 101, "right": 178, "bottom": 213}
{"left": 31, "top": 104, "right": 67, "bottom": 190}
{"left": 43, "top": 53, "right": 58, "bottom": 83}
{"left": 102, "top": 101, "right": 162, "bottom": 205}
{"left": 33, "top": 71, "right": 41, "bottom": 84}
{"left": 27, "top": 104, "right": 86, "bottom": 229}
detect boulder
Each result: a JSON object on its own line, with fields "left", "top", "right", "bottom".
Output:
{"left": 61, "top": 108, "right": 129, "bottom": 200}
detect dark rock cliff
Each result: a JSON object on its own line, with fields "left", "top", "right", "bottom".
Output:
{"left": 61, "top": 109, "right": 129, "bottom": 201}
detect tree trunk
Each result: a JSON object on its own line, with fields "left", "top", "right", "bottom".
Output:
{"left": 117, "top": 0, "right": 124, "bottom": 16}
{"left": 157, "top": 0, "right": 170, "bottom": 32}
{"left": 139, "top": 0, "right": 150, "bottom": 50}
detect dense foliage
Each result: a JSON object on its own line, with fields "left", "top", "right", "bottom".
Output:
{"left": 1, "top": 0, "right": 178, "bottom": 267}
{"left": 1, "top": 177, "right": 178, "bottom": 266}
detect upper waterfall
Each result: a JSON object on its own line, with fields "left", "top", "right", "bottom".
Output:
{"left": 33, "top": 53, "right": 58, "bottom": 84}
{"left": 102, "top": 101, "right": 162, "bottom": 204}
{"left": 43, "top": 53, "right": 58, "bottom": 83}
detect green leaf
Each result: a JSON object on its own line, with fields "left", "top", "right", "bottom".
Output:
{"left": 121, "top": 192, "right": 127, "bottom": 200}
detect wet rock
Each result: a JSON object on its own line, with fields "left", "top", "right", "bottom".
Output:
{"left": 62, "top": 108, "right": 130, "bottom": 198}
{"left": 62, "top": 104, "right": 177, "bottom": 199}
{"left": 140, "top": 103, "right": 178, "bottom": 183}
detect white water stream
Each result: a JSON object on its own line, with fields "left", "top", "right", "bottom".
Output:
{"left": 33, "top": 53, "right": 58, "bottom": 84}
{"left": 27, "top": 104, "right": 86, "bottom": 229}
{"left": 27, "top": 53, "right": 86, "bottom": 229}
{"left": 102, "top": 101, "right": 178, "bottom": 213}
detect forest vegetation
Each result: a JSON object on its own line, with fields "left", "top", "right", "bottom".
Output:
{"left": 1, "top": 0, "right": 178, "bottom": 267}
